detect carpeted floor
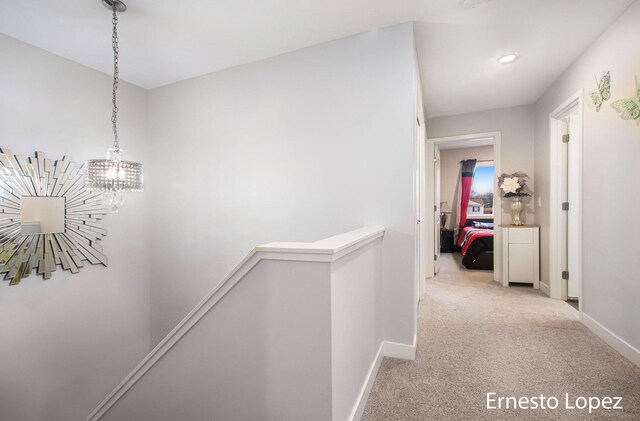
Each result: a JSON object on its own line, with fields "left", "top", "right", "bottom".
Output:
{"left": 362, "top": 253, "right": 640, "bottom": 420}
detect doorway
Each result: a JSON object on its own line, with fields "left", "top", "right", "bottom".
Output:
{"left": 424, "top": 132, "right": 502, "bottom": 288}
{"left": 549, "top": 91, "right": 583, "bottom": 312}
{"left": 434, "top": 145, "right": 441, "bottom": 275}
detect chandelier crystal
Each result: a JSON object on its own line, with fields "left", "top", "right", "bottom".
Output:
{"left": 85, "top": 0, "right": 143, "bottom": 212}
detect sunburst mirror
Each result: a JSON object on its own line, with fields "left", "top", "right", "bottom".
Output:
{"left": 0, "top": 148, "right": 110, "bottom": 285}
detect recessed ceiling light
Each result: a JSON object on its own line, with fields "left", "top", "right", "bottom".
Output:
{"left": 498, "top": 54, "right": 518, "bottom": 64}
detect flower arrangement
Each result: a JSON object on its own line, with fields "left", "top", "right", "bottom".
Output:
{"left": 498, "top": 172, "right": 531, "bottom": 198}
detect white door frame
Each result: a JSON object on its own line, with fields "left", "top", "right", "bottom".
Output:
{"left": 548, "top": 90, "right": 584, "bottom": 312}
{"left": 414, "top": 72, "right": 427, "bottom": 307}
{"left": 433, "top": 145, "right": 441, "bottom": 275}
{"left": 415, "top": 114, "right": 426, "bottom": 303}
{"left": 424, "top": 132, "right": 502, "bottom": 284}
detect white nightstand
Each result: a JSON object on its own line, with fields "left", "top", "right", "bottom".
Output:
{"left": 500, "top": 225, "right": 540, "bottom": 288}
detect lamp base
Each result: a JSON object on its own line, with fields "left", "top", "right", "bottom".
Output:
{"left": 510, "top": 196, "right": 524, "bottom": 226}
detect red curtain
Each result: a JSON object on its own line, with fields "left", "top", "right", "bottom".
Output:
{"left": 457, "top": 159, "right": 477, "bottom": 229}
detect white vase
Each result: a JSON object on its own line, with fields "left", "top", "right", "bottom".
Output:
{"left": 510, "top": 197, "right": 524, "bottom": 226}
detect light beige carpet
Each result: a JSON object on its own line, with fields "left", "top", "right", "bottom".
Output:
{"left": 362, "top": 253, "right": 640, "bottom": 420}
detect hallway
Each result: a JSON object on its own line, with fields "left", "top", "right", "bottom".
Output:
{"left": 363, "top": 253, "right": 640, "bottom": 420}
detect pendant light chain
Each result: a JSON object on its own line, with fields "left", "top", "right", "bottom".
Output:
{"left": 85, "top": 0, "right": 143, "bottom": 200}
{"left": 111, "top": 5, "right": 120, "bottom": 151}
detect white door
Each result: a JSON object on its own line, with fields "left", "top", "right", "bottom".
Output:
{"left": 561, "top": 116, "right": 570, "bottom": 296}
{"left": 567, "top": 110, "right": 581, "bottom": 299}
{"left": 434, "top": 145, "right": 441, "bottom": 274}
{"left": 509, "top": 243, "right": 535, "bottom": 282}
{"left": 561, "top": 109, "right": 581, "bottom": 299}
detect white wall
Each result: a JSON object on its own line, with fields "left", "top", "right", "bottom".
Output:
{"left": 534, "top": 1, "right": 640, "bottom": 352}
{"left": 427, "top": 105, "right": 536, "bottom": 225}
{"left": 439, "top": 146, "right": 494, "bottom": 229}
{"left": 147, "top": 23, "right": 418, "bottom": 348}
{"left": 331, "top": 238, "right": 382, "bottom": 420}
{"left": 95, "top": 228, "right": 384, "bottom": 421}
{"left": 102, "top": 258, "right": 333, "bottom": 421}
{"left": 0, "top": 34, "right": 150, "bottom": 421}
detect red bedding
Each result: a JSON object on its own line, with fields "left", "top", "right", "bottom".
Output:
{"left": 457, "top": 226, "right": 494, "bottom": 255}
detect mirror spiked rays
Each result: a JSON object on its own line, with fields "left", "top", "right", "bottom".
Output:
{"left": 85, "top": 0, "right": 143, "bottom": 211}
{"left": 0, "top": 149, "right": 110, "bottom": 285}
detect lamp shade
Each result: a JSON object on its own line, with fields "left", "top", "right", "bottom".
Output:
{"left": 85, "top": 148, "right": 143, "bottom": 193}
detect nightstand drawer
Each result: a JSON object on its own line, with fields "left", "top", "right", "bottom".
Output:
{"left": 508, "top": 228, "right": 533, "bottom": 244}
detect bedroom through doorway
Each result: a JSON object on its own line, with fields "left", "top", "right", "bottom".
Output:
{"left": 424, "top": 132, "right": 502, "bottom": 288}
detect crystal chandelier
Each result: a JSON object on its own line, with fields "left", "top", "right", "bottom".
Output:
{"left": 85, "top": 0, "right": 143, "bottom": 212}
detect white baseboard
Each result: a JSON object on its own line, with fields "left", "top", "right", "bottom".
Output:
{"left": 349, "top": 340, "right": 416, "bottom": 421}
{"left": 383, "top": 340, "right": 417, "bottom": 360}
{"left": 581, "top": 313, "right": 640, "bottom": 367}
{"left": 539, "top": 281, "right": 550, "bottom": 297}
{"left": 349, "top": 343, "right": 384, "bottom": 421}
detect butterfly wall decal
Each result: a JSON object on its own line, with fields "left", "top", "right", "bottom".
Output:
{"left": 611, "top": 75, "right": 640, "bottom": 124}
{"left": 590, "top": 71, "right": 611, "bottom": 112}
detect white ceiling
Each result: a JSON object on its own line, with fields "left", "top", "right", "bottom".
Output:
{"left": 0, "top": 0, "right": 634, "bottom": 117}
{"left": 415, "top": 0, "right": 634, "bottom": 117}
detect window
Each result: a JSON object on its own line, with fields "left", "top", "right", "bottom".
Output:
{"left": 468, "top": 162, "right": 494, "bottom": 216}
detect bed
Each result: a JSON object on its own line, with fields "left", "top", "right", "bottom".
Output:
{"left": 456, "top": 219, "right": 494, "bottom": 270}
